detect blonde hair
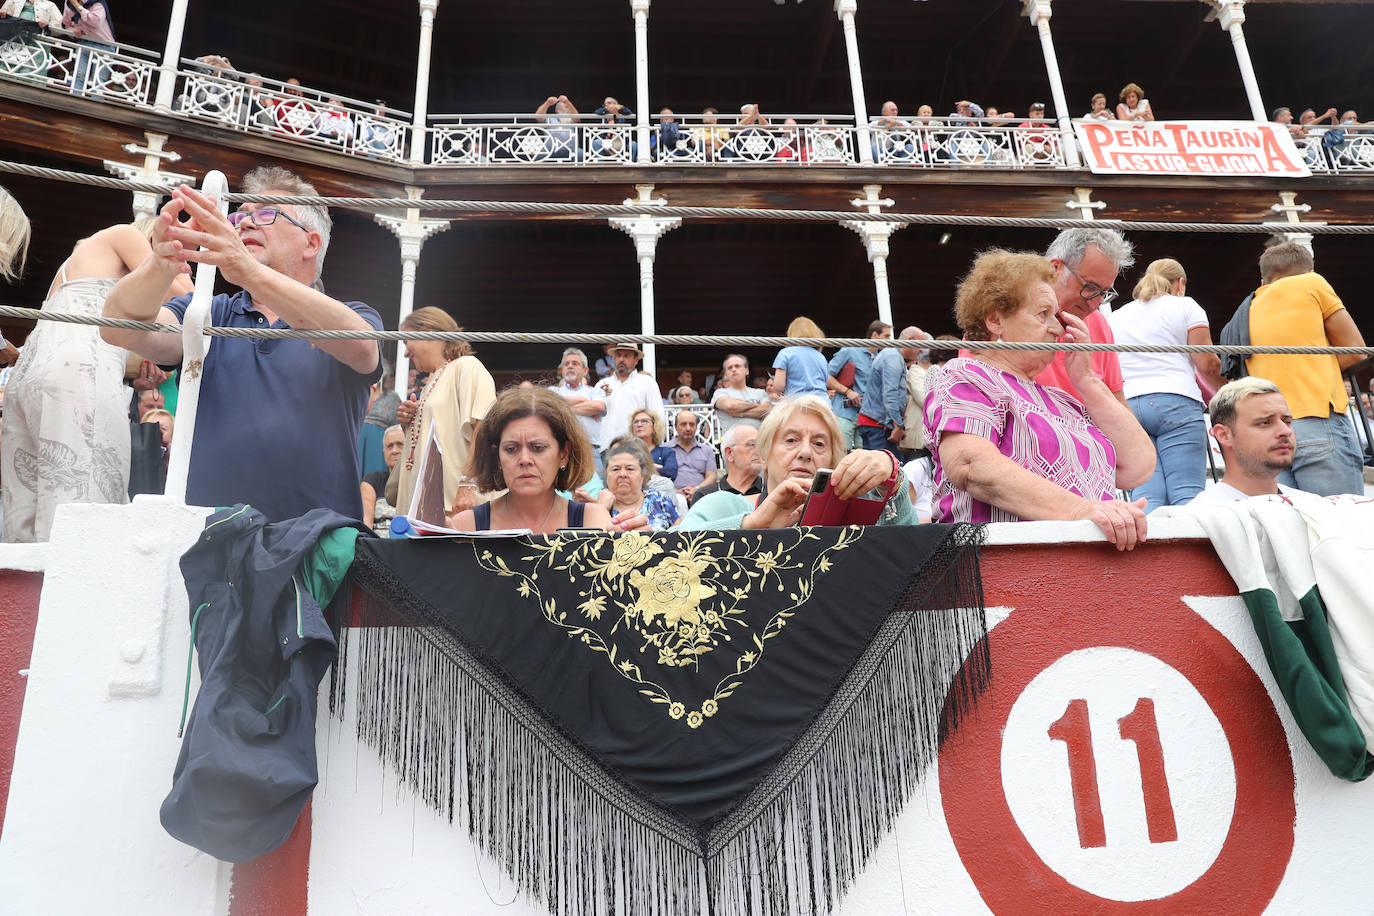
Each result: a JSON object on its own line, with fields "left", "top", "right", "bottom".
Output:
{"left": 786, "top": 316, "right": 824, "bottom": 340}
{"left": 1132, "top": 258, "right": 1186, "bottom": 302}
{"left": 954, "top": 250, "right": 1056, "bottom": 341}
{"left": 628, "top": 408, "right": 667, "bottom": 445}
{"left": 0, "top": 186, "right": 31, "bottom": 283}
{"left": 140, "top": 408, "right": 174, "bottom": 425}
{"left": 755, "top": 395, "right": 846, "bottom": 482}
{"left": 400, "top": 306, "right": 472, "bottom": 360}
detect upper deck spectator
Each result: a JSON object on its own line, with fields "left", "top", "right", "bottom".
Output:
{"left": 1085, "top": 93, "right": 1111, "bottom": 121}
{"left": 1116, "top": 83, "right": 1153, "bottom": 122}
{"left": 535, "top": 94, "right": 579, "bottom": 157}
{"left": 870, "top": 100, "right": 913, "bottom": 161}
{"left": 652, "top": 107, "right": 692, "bottom": 159}
{"left": 0, "top": 0, "right": 62, "bottom": 28}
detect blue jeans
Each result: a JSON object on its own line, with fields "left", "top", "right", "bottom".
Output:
{"left": 1278, "top": 411, "right": 1365, "bottom": 496}
{"left": 858, "top": 422, "right": 899, "bottom": 460}
{"left": 1128, "top": 394, "right": 1207, "bottom": 512}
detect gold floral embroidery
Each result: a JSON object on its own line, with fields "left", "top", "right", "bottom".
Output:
{"left": 474, "top": 527, "right": 862, "bottom": 728}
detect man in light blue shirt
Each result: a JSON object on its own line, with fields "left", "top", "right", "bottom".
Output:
{"left": 825, "top": 320, "right": 890, "bottom": 449}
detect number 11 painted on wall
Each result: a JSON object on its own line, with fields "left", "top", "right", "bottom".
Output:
{"left": 1047, "top": 697, "right": 1179, "bottom": 848}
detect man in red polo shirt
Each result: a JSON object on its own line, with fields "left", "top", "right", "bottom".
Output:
{"left": 1037, "top": 228, "right": 1136, "bottom": 404}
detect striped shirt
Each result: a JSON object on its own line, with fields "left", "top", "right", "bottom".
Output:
{"left": 925, "top": 358, "right": 1117, "bottom": 523}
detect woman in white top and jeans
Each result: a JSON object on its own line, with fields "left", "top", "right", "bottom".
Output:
{"left": 1108, "top": 258, "right": 1225, "bottom": 511}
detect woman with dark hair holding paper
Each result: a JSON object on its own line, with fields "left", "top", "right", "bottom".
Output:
{"left": 926, "top": 250, "right": 1154, "bottom": 549}
{"left": 682, "top": 394, "right": 914, "bottom": 530}
{"left": 450, "top": 387, "right": 611, "bottom": 533}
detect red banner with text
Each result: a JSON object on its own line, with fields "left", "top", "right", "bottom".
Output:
{"left": 1073, "top": 120, "right": 1310, "bottom": 178}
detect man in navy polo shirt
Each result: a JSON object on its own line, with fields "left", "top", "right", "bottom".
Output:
{"left": 102, "top": 166, "right": 382, "bottom": 521}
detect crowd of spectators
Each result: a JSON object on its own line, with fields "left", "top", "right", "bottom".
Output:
{"left": 1271, "top": 105, "right": 1370, "bottom": 167}
{"left": 0, "top": 166, "right": 1369, "bottom": 549}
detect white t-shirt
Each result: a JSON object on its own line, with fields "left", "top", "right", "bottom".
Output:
{"left": 710, "top": 385, "right": 769, "bottom": 437}
{"left": 1184, "top": 481, "right": 1296, "bottom": 509}
{"left": 549, "top": 381, "right": 606, "bottom": 448}
{"left": 1108, "top": 293, "right": 1210, "bottom": 402}
{"left": 598, "top": 372, "right": 666, "bottom": 450}
{"left": 902, "top": 457, "right": 934, "bottom": 522}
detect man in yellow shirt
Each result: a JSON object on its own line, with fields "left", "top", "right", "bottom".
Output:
{"left": 1246, "top": 242, "right": 1366, "bottom": 495}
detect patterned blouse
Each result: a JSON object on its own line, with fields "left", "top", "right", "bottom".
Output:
{"left": 638, "top": 489, "right": 680, "bottom": 531}
{"left": 925, "top": 358, "right": 1117, "bottom": 523}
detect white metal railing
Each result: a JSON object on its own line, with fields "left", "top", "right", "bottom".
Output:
{"left": 173, "top": 64, "right": 412, "bottom": 163}
{"left": 429, "top": 114, "right": 636, "bottom": 165}
{"left": 649, "top": 115, "right": 857, "bottom": 165}
{"left": 0, "top": 28, "right": 155, "bottom": 107}
{"left": 5, "top": 34, "right": 1374, "bottom": 177}
{"left": 869, "top": 118, "right": 1069, "bottom": 168}
{"left": 1284, "top": 129, "right": 1374, "bottom": 174}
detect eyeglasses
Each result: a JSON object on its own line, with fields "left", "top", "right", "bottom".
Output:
{"left": 1064, "top": 264, "right": 1118, "bottom": 307}
{"left": 228, "top": 208, "right": 310, "bottom": 233}
{"left": 632, "top": 418, "right": 653, "bottom": 426}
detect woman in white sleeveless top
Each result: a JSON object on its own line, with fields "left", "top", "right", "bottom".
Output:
{"left": 1107, "top": 258, "right": 1225, "bottom": 511}
{"left": 2, "top": 221, "right": 192, "bottom": 541}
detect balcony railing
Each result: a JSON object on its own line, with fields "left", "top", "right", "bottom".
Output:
{"left": 1292, "top": 129, "right": 1374, "bottom": 174}
{"left": 3, "top": 29, "right": 1373, "bottom": 176}
{"left": 172, "top": 64, "right": 412, "bottom": 163}
{"left": 429, "top": 114, "right": 636, "bottom": 165}
{"left": 0, "top": 28, "right": 156, "bottom": 107}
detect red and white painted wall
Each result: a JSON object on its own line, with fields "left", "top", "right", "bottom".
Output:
{"left": 1, "top": 501, "right": 1370, "bottom": 914}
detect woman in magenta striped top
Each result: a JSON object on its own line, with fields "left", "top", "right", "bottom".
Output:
{"left": 925, "top": 250, "right": 1156, "bottom": 550}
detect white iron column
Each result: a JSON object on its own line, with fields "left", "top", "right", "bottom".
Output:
{"left": 632, "top": 0, "right": 651, "bottom": 164}
{"left": 610, "top": 186, "right": 680, "bottom": 377}
{"left": 1266, "top": 191, "right": 1318, "bottom": 252}
{"left": 410, "top": 0, "right": 439, "bottom": 164}
{"left": 842, "top": 185, "right": 900, "bottom": 326}
{"left": 1208, "top": 1, "right": 1266, "bottom": 121}
{"left": 376, "top": 188, "right": 451, "bottom": 395}
{"left": 101, "top": 133, "right": 193, "bottom": 221}
{"left": 1022, "top": 0, "right": 1081, "bottom": 167}
{"left": 1065, "top": 187, "right": 1105, "bottom": 221}
{"left": 835, "top": 0, "right": 874, "bottom": 165}
{"left": 153, "top": 0, "right": 190, "bottom": 111}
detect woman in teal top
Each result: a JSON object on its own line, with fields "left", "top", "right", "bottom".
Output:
{"left": 683, "top": 394, "right": 916, "bottom": 530}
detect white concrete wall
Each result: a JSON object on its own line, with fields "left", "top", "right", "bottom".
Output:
{"left": 0, "top": 499, "right": 227, "bottom": 915}
{"left": 5, "top": 509, "right": 1374, "bottom": 914}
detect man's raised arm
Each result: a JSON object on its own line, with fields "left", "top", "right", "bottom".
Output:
{"left": 162, "top": 185, "right": 379, "bottom": 375}
{"left": 102, "top": 198, "right": 192, "bottom": 365}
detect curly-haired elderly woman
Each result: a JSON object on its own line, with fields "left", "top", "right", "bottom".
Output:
{"left": 451, "top": 387, "right": 611, "bottom": 533}
{"left": 926, "top": 250, "right": 1155, "bottom": 549}
{"left": 682, "top": 394, "right": 915, "bottom": 530}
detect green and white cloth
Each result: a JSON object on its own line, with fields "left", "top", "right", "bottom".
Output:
{"left": 1164, "top": 491, "right": 1374, "bottom": 781}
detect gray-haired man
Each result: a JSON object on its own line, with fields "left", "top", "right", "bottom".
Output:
{"left": 1039, "top": 227, "right": 1135, "bottom": 405}
{"left": 548, "top": 346, "right": 606, "bottom": 474}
